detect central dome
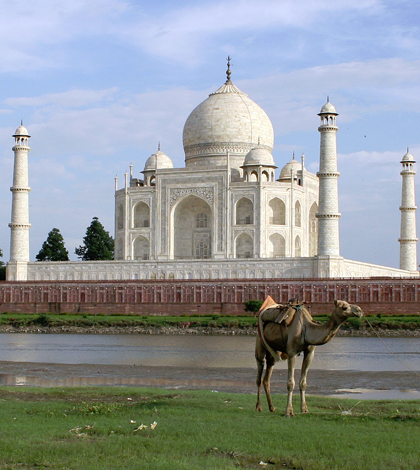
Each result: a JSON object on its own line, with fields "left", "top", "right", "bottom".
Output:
{"left": 183, "top": 81, "right": 274, "bottom": 170}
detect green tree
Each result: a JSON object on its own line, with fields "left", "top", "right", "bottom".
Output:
{"left": 75, "top": 217, "right": 114, "bottom": 261}
{"left": 244, "top": 299, "right": 263, "bottom": 313}
{"left": 36, "top": 228, "right": 69, "bottom": 261}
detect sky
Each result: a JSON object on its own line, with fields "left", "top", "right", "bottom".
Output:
{"left": 1, "top": 0, "right": 420, "bottom": 269}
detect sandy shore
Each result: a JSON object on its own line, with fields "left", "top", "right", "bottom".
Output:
{"left": 1, "top": 324, "right": 419, "bottom": 337}
{"left": 0, "top": 361, "right": 419, "bottom": 396}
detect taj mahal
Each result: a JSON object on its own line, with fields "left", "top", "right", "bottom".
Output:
{"left": 6, "top": 61, "right": 419, "bottom": 281}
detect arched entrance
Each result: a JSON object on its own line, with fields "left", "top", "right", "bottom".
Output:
{"left": 172, "top": 195, "right": 212, "bottom": 259}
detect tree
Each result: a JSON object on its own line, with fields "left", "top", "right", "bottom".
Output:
{"left": 36, "top": 228, "right": 69, "bottom": 261}
{"left": 244, "top": 299, "right": 263, "bottom": 313}
{"left": 75, "top": 217, "right": 114, "bottom": 261}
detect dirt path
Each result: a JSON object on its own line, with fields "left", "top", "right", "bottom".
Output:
{"left": 1, "top": 361, "right": 419, "bottom": 396}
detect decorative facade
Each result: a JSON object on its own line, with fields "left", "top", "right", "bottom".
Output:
{"left": 6, "top": 62, "right": 419, "bottom": 281}
{"left": 114, "top": 66, "right": 322, "bottom": 265}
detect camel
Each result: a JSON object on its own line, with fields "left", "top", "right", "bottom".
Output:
{"left": 255, "top": 296, "right": 364, "bottom": 417}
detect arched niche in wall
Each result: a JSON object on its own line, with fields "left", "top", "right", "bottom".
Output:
{"left": 133, "top": 235, "right": 149, "bottom": 260}
{"left": 269, "top": 233, "right": 285, "bottom": 257}
{"left": 295, "top": 235, "right": 301, "bottom": 257}
{"left": 173, "top": 195, "right": 212, "bottom": 260}
{"left": 295, "top": 201, "right": 301, "bottom": 227}
{"left": 235, "top": 233, "right": 254, "bottom": 259}
{"left": 117, "top": 205, "right": 124, "bottom": 230}
{"left": 236, "top": 197, "right": 254, "bottom": 225}
{"left": 133, "top": 201, "right": 150, "bottom": 228}
{"left": 309, "top": 202, "right": 318, "bottom": 256}
{"left": 268, "top": 198, "right": 285, "bottom": 225}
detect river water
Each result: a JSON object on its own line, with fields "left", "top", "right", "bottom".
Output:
{"left": 0, "top": 333, "right": 418, "bottom": 372}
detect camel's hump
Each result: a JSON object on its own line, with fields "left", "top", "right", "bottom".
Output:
{"left": 259, "top": 295, "right": 278, "bottom": 312}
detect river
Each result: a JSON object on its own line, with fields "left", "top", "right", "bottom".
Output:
{"left": 0, "top": 333, "right": 418, "bottom": 372}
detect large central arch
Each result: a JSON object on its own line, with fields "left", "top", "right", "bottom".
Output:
{"left": 172, "top": 195, "right": 212, "bottom": 259}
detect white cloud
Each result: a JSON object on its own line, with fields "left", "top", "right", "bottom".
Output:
{"left": 0, "top": 0, "right": 128, "bottom": 72}
{"left": 122, "top": 0, "right": 381, "bottom": 63}
{"left": 4, "top": 88, "right": 119, "bottom": 108}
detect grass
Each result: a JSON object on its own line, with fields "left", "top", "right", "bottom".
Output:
{"left": 0, "top": 387, "right": 419, "bottom": 469}
{"left": 0, "top": 313, "right": 257, "bottom": 329}
{"left": 1, "top": 312, "right": 420, "bottom": 331}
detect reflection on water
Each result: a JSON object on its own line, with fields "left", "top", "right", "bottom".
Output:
{"left": 0, "top": 333, "right": 418, "bottom": 372}
{"left": 1, "top": 374, "right": 419, "bottom": 400}
{"left": 0, "top": 373, "right": 241, "bottom": 390}
{"left": 330, "top": 388, "right": 420, "bottom": 400}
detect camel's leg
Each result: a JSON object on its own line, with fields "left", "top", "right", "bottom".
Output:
{"left": 255, "top": 338, "right": 266, "bottom": 412}
{"left": 299, "top": 346, "right": 315, "bottom": 414}
{"left": 285, "top": 355, "right": 296, "bottom": 417}
{"left": 263, "top": 354, "right": 276, "bottom": 412}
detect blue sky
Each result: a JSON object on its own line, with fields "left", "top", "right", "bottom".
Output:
{"left": 1, "top": 0, "right": 420, "bottom": 268}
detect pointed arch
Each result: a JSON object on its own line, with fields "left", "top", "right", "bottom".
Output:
{"left": 268, "top": 198, "right": 285, "bottom": 225}
{"left": 250, "top": 171, "right": 258, "bottom": 182}
{"left": 173, "top": 195, "right": 212, "bottom": 259}
{"left": 235, "top": 233, "right": 254, "bottom": 258}
{"left": 295, "top": 201, "right": 301, "bottom": 227}
{"left": 236, "top": 197, "right": 254, "bottom": 225}
{"left": 117, "top": 205, "right": 123, "bottom": 230}
{"left": 309, "top": 202, "right": 318, "bottom": 256}
{"left": 133, "top": 236, "right": 149, "bottom": 260}
{"left": 295, "top": 235, "right": 301, "bottom": 257}
{"left": 133, "top": 201, "right": 150, "bottom": 228}
{"left": 269, "top": 233, "right": 285, "bottom": 257}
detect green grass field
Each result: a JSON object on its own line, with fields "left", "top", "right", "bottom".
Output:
{"left": 0, "top": 387, "right": 419, "bottom": 469}
{"left": 1, "top": 312, "right": 420, "bottom": 331}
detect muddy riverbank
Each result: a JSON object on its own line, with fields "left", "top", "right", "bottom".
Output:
{"left": 1, "top": 361, "right": 419, "bottom": 396}
{"left": 0, "top": 324, "right": 419, "bottom": 336}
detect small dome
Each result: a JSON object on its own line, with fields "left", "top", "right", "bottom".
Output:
{"left": 243, "top": 146, "right": 275, "bottom": 167}
{"left": 13, "top": 124, "right": 30, "bottom": 137}
{"left": 279, "top": 157, "right": 301, "bottom": 180}
{"left": 144, "top": 150, "right": 174, "bottom": 171}
{"left": 401, "top": 150, "right": 415, "bottom": 163}
{"left": 319, "top": 100, "right": 337, "bottom": 115}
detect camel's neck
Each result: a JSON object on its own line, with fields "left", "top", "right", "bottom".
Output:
{"left": 303, "top": 313, "right": 345, "bottom": 346}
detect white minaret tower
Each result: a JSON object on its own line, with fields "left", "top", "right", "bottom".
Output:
{"left": 399, "top": 150, "right": 418, "bottom": 272}
{"left": 7, "top": 123, "right": 31, "bottom": 281}
{"left": 317, "top": 98, "right": 341, "bottom": 257}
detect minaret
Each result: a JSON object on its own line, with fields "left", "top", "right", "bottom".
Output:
{"left": 7, "top": 123, "right": 31, "bottom": 281}
{"left": 316, "top": 98, "right": 341, "bottom": 256}
{"left": 399, "top": 150, "right": 418, "bottom": 271}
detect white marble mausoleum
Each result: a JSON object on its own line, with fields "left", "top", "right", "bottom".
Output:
{"left": 7, "top": 61, "right": 419, "bottom": 281}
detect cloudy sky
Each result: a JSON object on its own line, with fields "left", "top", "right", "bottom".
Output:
{"left": 1, "top": 0, "right": 419, "bottom": 269}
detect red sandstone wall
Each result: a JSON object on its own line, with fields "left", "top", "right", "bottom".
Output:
{"left": 0, "top": 278, "right": 419, "bottom": 315}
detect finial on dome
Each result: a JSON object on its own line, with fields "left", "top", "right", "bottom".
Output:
{"left": 225, "top": 56, "right": 232, "bottom": 84}
{"left": 21, "top": 119, "right": 23, "bottom": 126}
{"left": 158, "top": 141, "right": 161, "bottom": 151}
{"left": 327, "top": 96, "right": 329, "bottom": 102}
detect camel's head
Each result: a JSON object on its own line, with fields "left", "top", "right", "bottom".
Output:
{"left": 333, "top": 300, "right": 364, "bottom": 319}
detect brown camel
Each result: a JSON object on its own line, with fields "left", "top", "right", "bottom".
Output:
{"left": 255, "top": 296, "right": 364, "bottom": 417}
